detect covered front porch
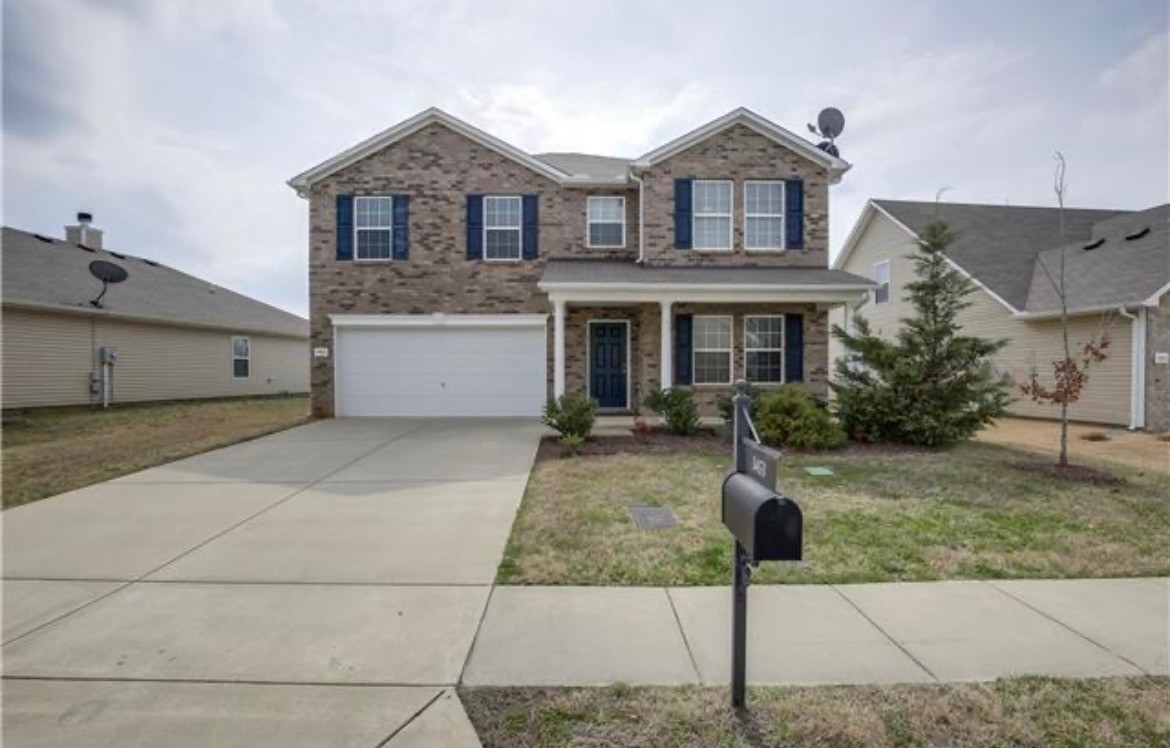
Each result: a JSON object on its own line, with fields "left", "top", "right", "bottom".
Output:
{"left": 538, "top": 260, "right": 874, "bottom": 415}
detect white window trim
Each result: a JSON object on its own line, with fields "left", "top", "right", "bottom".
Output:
{"left": 692, "top": 180, "right": 733, "bottom": 252}
{"left": 586, "top": 196, "right": 626, "bottom": 249}
{"left": 744, "top": 315, "right": 786, "bottom": 384}
{"left": 353, "top": 195, "right": 395, "bottom": 263}
{"left": 743, "top": 180, "right": 786, "bottom": 252}
{"left": 232, "top": 336, "right": 251, "bottom": 380}
{"left": 692, "top": 314, "right": 733, "bottom": 386}
{"left": 874, "top": 259, "right": 891, "bottom": 304}
{"left": 483, "top": 195, "right": 523, "bottom": 262}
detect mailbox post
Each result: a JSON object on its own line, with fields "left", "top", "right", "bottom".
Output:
{"left": 722, "top": 380, "right": 802, "bottom": 709}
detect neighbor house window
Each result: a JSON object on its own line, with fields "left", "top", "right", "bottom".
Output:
{"left": 744, "top": 181, "right": 785, "bottom": 250}
{"left": 354, "top": 196, "right": 393, "bottom": 260}
{"left": 232, "top": 337, "right": 251, "bottom": 379}
{"left": 745, "top": 316, "right": 785, "bottom": 383}
{"left": 874, "top": 260, "right": 891, "bottom": 304}
{"left": 484, "top": 195, "right": 523, "bottom": 260}
{"left": 693, "top": 180, "right": 733, "bottom": 250}
{"left": 587, "top": 196, "right": 625, "bottom": 248}
{"left": 693, "top": 315, "right": 732, "bottom": 384}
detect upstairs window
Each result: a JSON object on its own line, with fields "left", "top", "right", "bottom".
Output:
{"left": 693, "top": 180, "right": 732, "bottom": 250}
{"left": 232, "top": 337, "right": 251, "bottom": 379}
{"left": 745, "top": 316, "right": 785, "bottom": 383}
{"left": 874, "top": 260, "right": 891, "bottom": 304}
{"left": 484, "top": 195, "right": 522, "bottom": 260}
{"left": 693, "top": 315, "right": 732, "bottom": 384}
{"left": 354, "top": 196, "right": 393, "bottom": 260}
{"left": 587, "top": 196, "right": 626, "bottom": 248}
{"left": 744, "top": 181, "right": 785, "bottom": 250}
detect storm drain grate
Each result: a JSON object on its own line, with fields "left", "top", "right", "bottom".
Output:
{"left": 627, "top": 505, "right": 679, "bottom": 530}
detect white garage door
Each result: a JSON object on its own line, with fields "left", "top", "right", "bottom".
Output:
{"left": 335, "top": 317, "right": 547, "bottom": 417}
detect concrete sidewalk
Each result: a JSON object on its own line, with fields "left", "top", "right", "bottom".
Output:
{"left": 462, "top": 578, "right": 1169, "bottom": 687}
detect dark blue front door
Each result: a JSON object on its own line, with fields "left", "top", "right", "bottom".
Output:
{"left": 590, "top": 322, "right": 628, "bottom": 409}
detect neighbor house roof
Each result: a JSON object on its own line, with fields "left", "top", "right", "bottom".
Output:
{"left": 288, "top": 107, "right": 849, "bottom": 193}
{"left": 1020, "top": 204, "right": 1170, "bottom": 316}
{"left": 2, "top": 227, "right": 308, "bottom": 338}
{"left": 540, "top": 259, "right": 874, "bottom": 290}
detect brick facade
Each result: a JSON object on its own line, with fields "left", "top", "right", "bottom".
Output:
{"left": 306, "top": 118, "right": 834, "bottom": 417}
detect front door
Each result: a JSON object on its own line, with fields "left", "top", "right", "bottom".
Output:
{"left": 589, "top": 322, "right": 628, "bottom": 409}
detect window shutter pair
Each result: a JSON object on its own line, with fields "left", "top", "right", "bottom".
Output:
{"left": 465, "top": 194, "right": 539, "bottom": 260}
{"left": 334, "top": 194, "right": 409, "bottom": 261}
{"left": 671, "top": 177, "right": 805, "bottom": 250}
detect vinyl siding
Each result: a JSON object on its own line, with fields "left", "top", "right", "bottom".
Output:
{"left": 1, "top": 307, "right": 308, "bottom": 409}
{"left": 831, "top": 211, "right": 1133, "bottom": 426}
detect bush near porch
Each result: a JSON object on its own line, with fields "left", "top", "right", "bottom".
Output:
{"left": 496, "top": 436, "right": 1170, "bottom": 586}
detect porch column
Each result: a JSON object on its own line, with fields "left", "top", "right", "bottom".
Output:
{"left": 553, "top": 299, "right": 566, "bottom": 398}
{"left": 659, "top": 299, "right": 673, "bottom": 389}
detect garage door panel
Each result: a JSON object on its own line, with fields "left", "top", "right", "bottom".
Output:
{"left": 336, "top": 323, "right": 547, "bottom": 417}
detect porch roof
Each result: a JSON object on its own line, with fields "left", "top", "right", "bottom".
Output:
{"left": 539, "top": 259, "right": 874, "bottom": 305}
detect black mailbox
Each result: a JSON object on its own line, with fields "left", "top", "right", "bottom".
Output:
{"left": 722, "top": 473, "right": 802, "bottom": 562}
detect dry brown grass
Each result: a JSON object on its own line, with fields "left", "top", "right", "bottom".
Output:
{"left": 2, "top": 396, "right": 311, "bottom": 508}
{"left": 497, "top": 437, "right": 1170, "bottom": 586}
{"left": 978, "top": 417, "right": 1170, "bottom": 474}
{"left": 462, "top": 677, "right": 1170, "bottom": 748}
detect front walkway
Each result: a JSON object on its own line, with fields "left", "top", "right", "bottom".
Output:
{"left": 463, "top": 578, "right": 1168, "bottom": 687}
{"left": 3, "top": 418, "right": 544, "bottom": 747}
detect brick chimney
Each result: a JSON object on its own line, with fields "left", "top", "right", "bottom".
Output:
{"left": 65, "top": 211, "right": 103, "bottom": 249}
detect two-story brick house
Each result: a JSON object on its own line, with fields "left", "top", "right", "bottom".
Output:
{"left": 289, "top": 107, "right": 873, "bottom": 417}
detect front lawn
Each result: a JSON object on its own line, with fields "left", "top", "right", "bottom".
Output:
{"left": 497, "top": 436, "right": 1170, "bottom": 586}
{"left": 2, "top": 395, "right": 311, "bottom": 508}
{"left": 461, "top": 676, "right": 1170, "bottom": 748}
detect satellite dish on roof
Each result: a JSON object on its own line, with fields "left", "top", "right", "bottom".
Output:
{"left": 807, "top": 107, "right": 846, "bottom": 157}
{"left": 88, "top": 259, "right": 129, "bottom": 308}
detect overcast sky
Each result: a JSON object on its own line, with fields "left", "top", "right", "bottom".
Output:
{"left": 4, "top": 0, "right": 1167, "bottom": 317}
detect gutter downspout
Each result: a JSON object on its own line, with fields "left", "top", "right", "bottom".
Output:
{"left": 630, "top": 169, "right": 645, "bottom": 264}
{"left": 1118, "top": 306, "right": 1146, "bottom": 430}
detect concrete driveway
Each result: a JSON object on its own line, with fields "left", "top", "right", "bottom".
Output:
{"left": 2, "top": 418, "right": 543, "bottom": 747}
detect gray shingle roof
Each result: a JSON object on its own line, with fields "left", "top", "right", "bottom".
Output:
{"left": 1022, "top": 204, "right": 1169, "bottom": 313}
{"left": 542, "top": 259, "right": 874, "bottom": 287}
{"left": 2, "top": 227, "right": 308, "bottom": 338}
{"left": 874, "top": 200, "right": 1128, "bottom": 310}
{"left": 533, "top": 153, "right": 632, "bottom": 180}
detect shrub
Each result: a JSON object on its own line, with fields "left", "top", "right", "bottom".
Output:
{"left": 643, "top": 388, "right": 701, "bottom": 436}
{"left": 754, "top": 385, "right": 846, "bottom": 451}
{"left": 715, "top": 384, "right": 759, "bottom": 425}
{"left": 542, "top": 394, "right": 597, "bottom": 439}
{"left": 558, "top": 434, "right": 585, "bottom": 456}
{"left": 1079, "top": 431, "right": 1111, "bottom": 442}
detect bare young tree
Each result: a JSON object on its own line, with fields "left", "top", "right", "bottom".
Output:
{"left": 1018, "top": 152, "right": 1112, "bottom": 466}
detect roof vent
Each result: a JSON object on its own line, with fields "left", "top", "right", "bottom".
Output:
{"left": 77, "top": 244, "right": 96, "bottom": 252}
{"left": 32, "top": 233, "right": 55, "bottom": 244}
{"left": 65, "top": 211, "right": 103, "bottom": 250}
{"left": 109, "top": 252, "right": 127, "bottom": 259}
{"left": 1125, "top": 227, "right": 1150, "bottom": 241}
{"left": 141, "top": 259, "right": 160, "bottom": 267}
{"left": 1082, "top": 238, "right": 1105, "bottom": 251}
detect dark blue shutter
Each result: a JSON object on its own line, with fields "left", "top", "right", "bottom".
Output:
{"left": 466, "top": 195, "right": 484, "bottom": 260}
{"left": 391, "top": 195, "right": 409, "bottom": 260}
{"left": 785, "top": 314, "right": 804, "bottom": 382}
{"left": 674, "top": 179, "right": 693, "bottom": 250}
{"left": 522, "top": 194, "right": 539, "bottom": 260}
{"left": 785, "top": 179, "right": 804, "bottom": 249}
{"left": 335, "top": 194, "right": 354, "bottom": 261}
{"left": 673, "top": 313, "right": 693, "bottom": 386}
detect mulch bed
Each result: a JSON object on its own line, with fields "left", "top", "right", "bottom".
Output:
{"left": 537, "top": 430, "right": 730, "bottom": 460}
{"left": 1009, "top": 460, "right": 1125, "bottom": 486}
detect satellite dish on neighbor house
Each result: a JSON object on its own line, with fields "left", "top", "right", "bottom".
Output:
{"left": 808, "top": 107, "right": 846, "bottom": 157}
{"left": 88, "top": 260, "right": 129, "bottom": 308}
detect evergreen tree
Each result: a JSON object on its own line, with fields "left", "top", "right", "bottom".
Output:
{"left": 831, "top": 221, "right": 1010, "bottom": 446}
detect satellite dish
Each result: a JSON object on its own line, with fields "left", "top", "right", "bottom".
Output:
{"left": 88, "top": 260, "right": 129, "bottom": 308}
{"left": 816, "top": 107, "right": 845, "bottom": 140}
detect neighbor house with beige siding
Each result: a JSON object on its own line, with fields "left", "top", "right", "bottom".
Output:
{"left": 2, "top": 218, "right": 309, "bottom": 409}
{"left": 831, "top": 200, "right": 1170, "bottom": 432}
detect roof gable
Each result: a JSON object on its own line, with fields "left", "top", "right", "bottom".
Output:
{"left": 287, "top": 108, "right": 570, "bottom": 193}
{"left": 633, "top": 107, "right": 851, "bottom": 181}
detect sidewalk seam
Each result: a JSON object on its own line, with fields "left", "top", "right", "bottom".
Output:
{"left": 831, "top": 585, "right": 939, "bottom": 683}
{"left": 1, "top": 422, "right": 429, "bottom": 648}
{"left": 664, "top": 588, "right": 704, "bottom": 684}
{"left": 374, "top": 688, "right": 447, "bottom": 747}
{"left": 985, "top": 581, "right": 1149, "bottom": 675}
